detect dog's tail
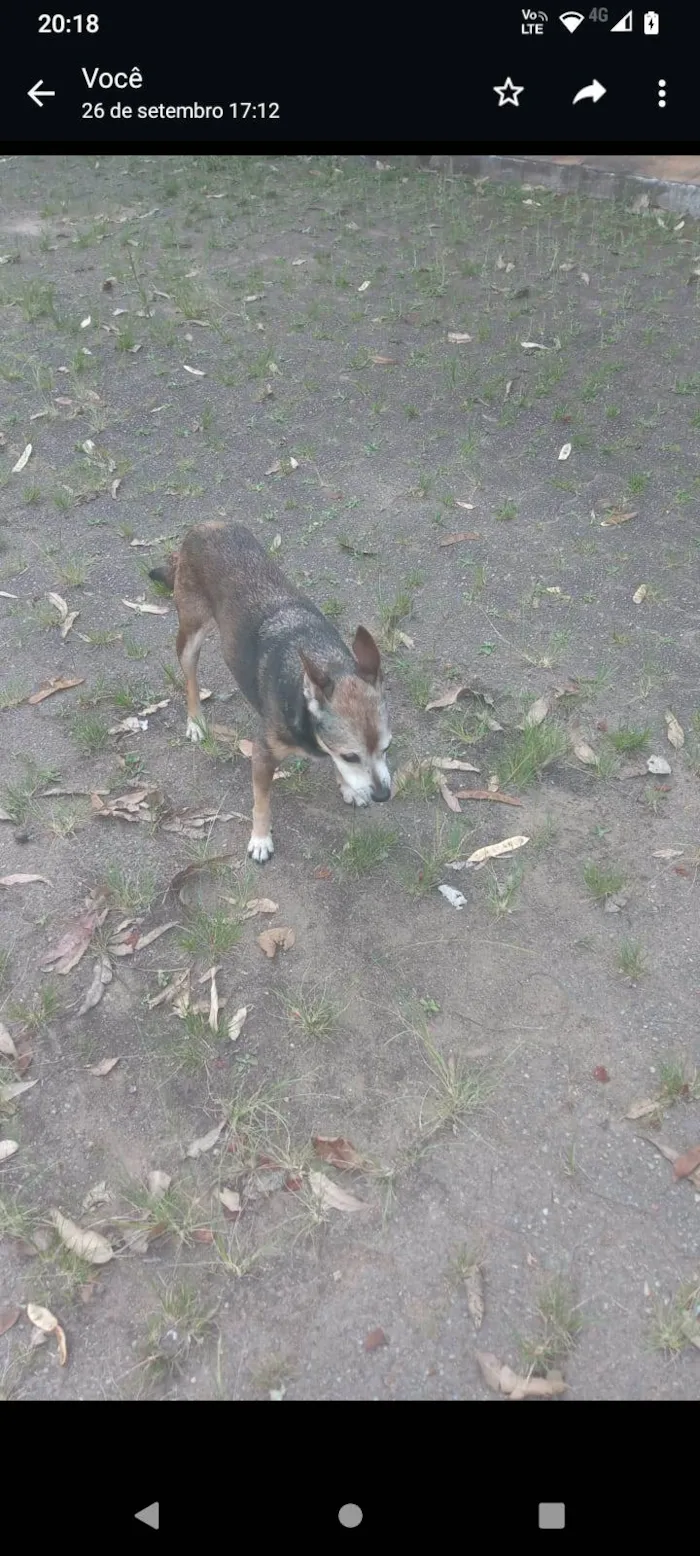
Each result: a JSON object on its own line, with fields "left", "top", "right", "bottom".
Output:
{"left": 148, "top": 552, "right": 178, "bottom": 592}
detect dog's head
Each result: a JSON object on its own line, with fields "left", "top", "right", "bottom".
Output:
{"left": 299, "top": 627, "right": 391, "bottom": 803}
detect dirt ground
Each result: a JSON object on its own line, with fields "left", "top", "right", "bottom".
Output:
{"left": 1, "top": 154, "right": 699, "bottom": 1402}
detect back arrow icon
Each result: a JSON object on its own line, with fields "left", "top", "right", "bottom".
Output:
{"left": 572, "top": 79, "right": 606, "bottom": 104}
{"left": 28, "top": 80, "right": 55, "bottom": 107}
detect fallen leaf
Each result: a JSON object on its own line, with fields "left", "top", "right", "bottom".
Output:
{"left": 454, "top": 789, "right": 523, "bottom": 807}
{"left": 447, "top": 332, "right": 472, "bottom": 344}
{"left": 525, "top": 694, "right": 551, "bottom": 727}
{"left": 92, "top": 788, "right": 159, "bottom": 824}
{"left": 11, "top": 444, "right": 32, "bottom": 473}
{"left": 183, "top": 364, "right": 206, "bottom": 376}
{"left": 438, "top": 532, "right": 480, "bottom": 546}
{"left": 425, "top": 685, "right": 472, "bottom": 711}
{"left": 240, "top": 897, "right": 278, "bottom": 919}
{"left": 0, "top": 873, "right": 51, "bottom": 887}
{"left": 593, "top": 1066, "right": 610, "bottom": 1083}
{"left": 520, "top": 340, "right": 549, "bottom": 351}
{"left": 133, "top": 921, "right": 179, "bottom": 952}
{"left": 109, "top": 716, "right": 148, "bottom": 735}
{"left": 82, "top": 1181, "right": 111, "bottom": 1212}
{"left": 370, "top": 355, "right": 397, "bottom": 366}
{"left": 228, "top": 1007, "right": 248, "bottom": 1042}
{"left": 458, "top": 835, "right": 529, "bottom": 868}
{"left": 122, "top": 598, "right": 169, "bottom": 615}
{"left": 600, "top": 510, "right": 637, "bottom": 527}
{"left": 185, "top": 1119, "right": 226, "bottom": 1158}
{"left": 147, "top": 1170, "right": 172, "bottom": 1198}
{"left": 647, "top": 755, "right": 671, "bottom": 776}
{"left": 455, "top": 501, "right": 475, "bottom": 511}
{"left": 308, "top": 1171, "right": 368, "bottom": 1213}
{"left": 0, "top": 1023, "right": 18, "bottom": 1058}
{"left": 147, "top": 970, "right": 190, "bottom": 1008}
{"left": 364, "top": 1327, "right": 388, "bottom": 1351}
{"left": 0, "top": 1303, "right": 21, "bottom": 1334}
{"left": 438, "top": 777, "right": 461, "bottom": 813}
{"left": 558, "top": 443, "right": 572, "bottom": 461}
{"left": 28, "top": 677, "right": 84, "bottom": 705}
{"left": 432, "top": 758, "right": 480, "bottom": 772}
{"left": 570, "top": 735, "right": 598, "bottom": 765}
{"left": 465, "top": 1268, "right": 485, "bottom": 1329}
{"left": 0, "top": 1140, "right": 19, "bottom": 1161}
{"left": 312, "top": 1136, "right": 366, "bottom": 1171}
{"left": 257, "top": 927, "right": 295, "bottom": 958}
{"left": 632, "top": 584, "right": 647, "bottom": 605}
{"left": 358, "top": 280, "right": 371, "bottom": 292}
{"left": 625, "top": 1098, "right": 661, "bottom": 1120}
{"left": 652, "top": 847, "right": 683, "bottom": 859}
{"left": 476, "top": 1351, "right": 567, "bottom": 1399}
{"left": 26, "top": 1302, "right": 68, "bottom": 1366}
{"left": 673, "top": 1144, "right": 700, "bottom": 1180}
{"left": 50, "top": 1209, "right": 114, "bottom": 1264}
{"left": 0, "top": 1078, "right": 38, "bottom": 1103}
{"left": 665, "top": 711, "right": 684, "bottom": 749}
{"left": 169, "top": 853, "right": 235, "bottom": 893}
{"left": 192, "top": 1227, "right": 214, "bottom": 1243}
{"left": 87, "top": 1056, "right": 120, "bottom": 1076}
{"left": 438, "top": 885, "right": 467, "bottom": 909}
{"left": 209, "top": 971, "right": 220, "bottom": 1032}
{"left": 42, "top": 898, "right": 109, "bottom": 974}
{"left": 218, "top": 1188, "right": 241, "bottom": 1219}
{"left": 78, "top": 958, "right": 113, "bottom": 1015}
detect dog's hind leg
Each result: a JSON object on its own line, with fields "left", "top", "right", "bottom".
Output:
{"left": 248, "top": 740, "right": 277, "bottom": 863}
{"left": 176, "top": 617, "right": 210, "bottom": 743}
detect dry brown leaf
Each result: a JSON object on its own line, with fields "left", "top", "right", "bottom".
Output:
{"left": 364, "top": 1327, "right": 388, "bottom": 1351}
{"left": 257, "top": 927, "right": 295, "bottom": 958}
{"left": 218, "top": 1188, "right": 241, "bottom": 1218}
{"left": 50, "top": 1209, "right": 114, "bottom": 1264}
{"left": 454, "top": 789, "right": 523, "bottom": 807}
{"left": 185, "top": 1119, "right": 226, "bottom": 1158}
{"left": 228, "top": 1006, "right": 247, "bottom": 1042}
{"left": 432, "top": 758, "right": 480, "bottom": 772}
{"left": 238, "top": 738, "right": 254, "bottom": 757}
{"left": 447, "top": 332, "right": 472, "bottom": 344}
{"left": 461, "top": 835, "right": 529, "bottom": 868}
{"left": 28, "top": 676, "right": 84, "bottom": 705}
{"left": 81, "top": 1182, "right": 111, "bottom": 1212}
{"left": 524, "top": 694, "right": 551, "bottom": 727}
{"left": 0, "top": 873, "right": 51, "bottom": 887}
{"left": 87, "top": 1056, "right": 120, "bottom": 1076}
{"left": 438, "top": 777, "right": 461, "bottom": 813}
{"left": 147, "top": 970, "right": 190, "bottom": 1009}
{"left": 92, "top": 789, "right": 158, "bottom": 823}
{"left": 0, "top": 1140, "right": 19, "bottom": 1161}
{"left": 438, "top": 532, "right": 480, "bottom": 547}
{"left": 133, "top": 921, "right": 178, "bottom": 951}
{"left": 0, "top": 1078, "right": 37, "bottom": 1103}
{"left": 147, "top": 1170, "right": 171, "bottom": 1198}
{"left": 625, "top": 1098, "right": 661, "bottom": 1120}
{"left": 652, "top": 847, "right": 683, "bottom": 859}
{"left": 43, "top": 899, "right": 109, "bottom": 974}
{"left": 0, "top": 1023, "right": 18, "bottom": 1058}
{"left": 209, "top": 972, "right": 220, "bottom": 1033}
{"left": 240, "top": 897, "right": 278, "bottom": 919}
{"left": 12, "top": 443, "right": 32, "bottom": 473}
{"left": 122, "top": 598, "right": 169, "bottom": 615}
{"left": 312, "top": 1136, "right": 366, "bottom": 1171}
{"left": 425, "top": 685, "right": 471, "bottom": 711}
{"left": 78, "top": 958, "right": 113, "bottom": 1015}
{"left": 26, "top": 1302, "right": 68, "bottom": 1365}
{"left": 465, "top": 1268, "right": 485, "bottom": 1329}
{"left": 370, "top": 355, "right": 397, "bottom": 365}
{"left": 0, "top": 1303, "right": 21, "bottom": 1335}
{"left": 600, "top": 510, "right": 637, "bottom": 527}
{"left": 665, "top": 711, "right": 685, "bottom": 749}
{"left": 673, "top": 1143, "right": 700, "bottom": 1180}
{"left": 476, "top": 1351, "right": 567, "bottom": 1399}
{"left": 570, "top": 735, "right": 598, "bottom": 765}
{"left": 308, "top": 1171, "right": 368, "bottom": 1213}
{"left": 169, "top": 854, "right": 235, "bottom": 893}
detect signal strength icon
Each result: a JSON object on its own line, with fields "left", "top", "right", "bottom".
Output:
{"left": 611, "top": 8, "right": 633, "bottom": 28}
{"left": 559, "top": 10, "right": 584, "bottom": 33}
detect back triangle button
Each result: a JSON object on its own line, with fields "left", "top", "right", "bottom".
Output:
{"left": 135, "top": 1504, "right": 159, "bottom": 1530}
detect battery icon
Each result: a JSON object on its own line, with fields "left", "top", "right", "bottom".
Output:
{"left": 644, "top": 10, "right": 660, "bottom": 31}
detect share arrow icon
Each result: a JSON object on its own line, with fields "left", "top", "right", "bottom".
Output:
{"left": 572, "top": 79, "right": 607, "bottom": 104}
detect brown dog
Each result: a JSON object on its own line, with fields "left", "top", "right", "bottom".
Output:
{"left": 150, "top": 522, "right": 391, "bottom": 862}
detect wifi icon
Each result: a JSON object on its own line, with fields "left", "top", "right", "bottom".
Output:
{"left": 559, "top": 9, "right": 584, "bottom": 30}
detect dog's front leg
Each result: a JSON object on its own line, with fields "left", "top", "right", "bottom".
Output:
{"left": 248, "top": 740, "right": 277, "bottom": 863}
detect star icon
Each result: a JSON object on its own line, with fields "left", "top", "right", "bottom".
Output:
{"left": 493, "top": 76, "right": 524, "bottom": 107}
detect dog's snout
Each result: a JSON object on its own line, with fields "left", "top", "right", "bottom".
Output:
{"left": 371, "top": 782, "right": 391, "bottom": 803}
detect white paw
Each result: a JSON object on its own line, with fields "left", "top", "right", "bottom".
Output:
{"left": 186, "top": 717, "right": 206, "bottom": 744}
{"left": 340, "top": 784, "right": 370, "bottom": 807}
{"left": 248, "top": 833, "right": 274, "bottom": 863}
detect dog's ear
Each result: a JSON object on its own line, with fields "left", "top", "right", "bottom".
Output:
{"left": 299, "top": 649, "right": 334, "bottom": 705}
{"left": 352, "top": 626, "right": 381, "bottom": 686}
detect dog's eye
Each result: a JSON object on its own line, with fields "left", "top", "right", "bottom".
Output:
{"left": 340, "top": 753, "right": 361, "bottom": 763}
